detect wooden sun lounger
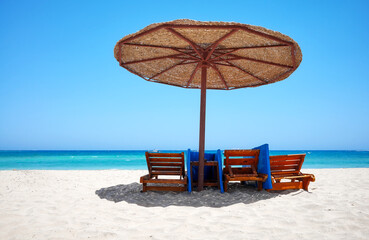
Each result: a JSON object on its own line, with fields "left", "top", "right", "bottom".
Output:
{"left": 269, "top": 154, "right": 315, "bottom": 191}
{"left": 140, "top": 152, "right": 187, "bottom": 192}
{"left": 223, "top": 149, "right": 268, "bottom": 192}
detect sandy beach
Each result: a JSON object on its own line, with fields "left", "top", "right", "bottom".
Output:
{"left": 0, "top": 169, "right": 368, "bottom": 240}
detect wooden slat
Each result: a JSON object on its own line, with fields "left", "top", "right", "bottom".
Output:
{"left": 148, "top": 157, "right": 183, "bottom": 162}
{"left": 151, "top": 167, "right": 181, "bottom": 171}
{"left": 151, "top": 171, "right": 182, "bottom": 175}
{"left": 271, "top": 170, "right": 300, "bottom": 175}
{"left": 147, "top": 153, "right": 184, "bottom": 157}
{"left": 269, "top": 154, "right": 305, "bottom": 161}
{"left": 270, "top": 160, "right": 301, "bottom": 166}
{"left": 225, "top": 158, "right": 257, "bottom": 166}
{"left": 141, "top": 178, "right": 187, "bottom": 184}
{"left": 224, "top": 167, "right": 253, "bottom": 174}
{"left": 270, "top": 157, "right": 299, "bottom": 162}
{"left": 271, "top": 172, "right": 299, "bottom": 177}
{"left": 273, "top": 174, "right": 313, "bottom": 180}
{"left": 225, "top": 176, "right": 267, "bottom": 181}
{"left": 150, "top": 162, "right": 182, "bottom": 166}
{"left": 224, "top": 149, "right": 259, "bottom": 157}
{"left": 232, "top": 173, "right": 258, "bottom": 177}
{"left": 270, "top": 165, "right": 299, "bottom": 171}
{"left": 152, "top": 168, "right": 182, "bottom": 172}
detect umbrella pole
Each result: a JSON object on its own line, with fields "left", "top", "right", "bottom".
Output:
{"left": 198, "top": 65, "right": 207, "bottom": 191}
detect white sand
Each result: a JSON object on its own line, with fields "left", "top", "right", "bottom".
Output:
{"left": 0, "top": 169, "right": 368, "bottom": 240}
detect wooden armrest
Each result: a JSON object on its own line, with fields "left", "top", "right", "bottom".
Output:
{"left": 233, "top": 173, "right": 258, "bottom": 177}
{"left": 140, "top": 174, "right": 150, "bottom": 183}
{"left": 301, "top": 173, "right": 315, "bottom": 181}
{"left": 258, "top": 173, "right": 268, "bottom": 181}
{"left": 273, "top": 174, "right": 314, "bottom": 180}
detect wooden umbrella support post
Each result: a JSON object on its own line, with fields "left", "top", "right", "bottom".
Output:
{"left": 198, "top": 63, "right": 208, "bottom": 191}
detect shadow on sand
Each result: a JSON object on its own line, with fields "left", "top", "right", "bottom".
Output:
{"left": 95, "top": 182, "right": 298, "bottom": 208}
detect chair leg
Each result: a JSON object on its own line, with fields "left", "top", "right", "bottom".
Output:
{"left": 215, "top": 163, "right": 220, "bottom": 189}
{"left": 142, "top": 183, "right": 147, "bottom": 192}
{"left": 190, "top": 165, "right": 193, "bottom": 191}
{"left": 302, "top": 179, "right": 311, "bottom": 191}
{"left": 257, "top": 181, "right": 263, "bottom": 191}
{"left": 224, "top": 180, "right": 228, "bottom": 192}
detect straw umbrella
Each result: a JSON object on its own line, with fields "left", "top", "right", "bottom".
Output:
{"left": 114, "top": 19, "right": 302, "bottom": 191}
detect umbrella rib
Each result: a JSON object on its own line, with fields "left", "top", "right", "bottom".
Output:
{"left": 166, "top": 28, "right": 204, "bottom": 59}
{"left": 180, "top": 60, "right": 200, "bottom": 65}
{"left": 209, "top": 44, "right": 289, "bottom": 62}
{"left": 123, "top": 42, "right": 189, "bottom": 51}
{"left": 122, "top": 54, "right": 183, "bottom": 65}
{"left": 209, "top": 49, "right": 240, "bottom": 62}
{"left": 210, "top": 52, "right": 268, "bottom": 83}
{"left": 211, "top": 62, "right": 233, "bottom": 67}
{"left": 148, "top": 60, "right": 187, "bottom": 81}
{"left": 217, "top": 53, "right": 293, "bottom": 68}
{"left": 205, "top": 29, "right": 238, "bottom": 61}
{"left": 221, "top": 60, "right": 269, "bottom": 84}
{"left": 209, "top": 63, "right": 229, "bottom": 89}
{"left": 186, "top": 62, "right": 201, "bottom": 87}
{"left": 217, "top": 44, "right": 290, "bottom": 51}
{"left": 174, "top": 49, "right": 202, "bottom": 60}
{"left": 173, "top": 56, "right": 200, "bottom": 60}
{"left": 237, "top": 26, "right": 293, "bottom": 45}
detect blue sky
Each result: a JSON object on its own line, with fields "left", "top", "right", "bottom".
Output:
{"left": 0, "top": 0, "right": 368, "bottom": 150}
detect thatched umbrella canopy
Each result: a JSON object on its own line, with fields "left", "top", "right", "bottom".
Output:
{"left": 114, "top": 19, "right": 302, "bottom": 190}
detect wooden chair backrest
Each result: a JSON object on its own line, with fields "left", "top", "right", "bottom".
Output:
{"left": 224, "top": 149, "right": 260, "bottom": 169}
{"left": 269, "top": 154, "right": 305, "bottom": 175}
{"left": 145, "top": 152, "right": 185, "bottom": 178}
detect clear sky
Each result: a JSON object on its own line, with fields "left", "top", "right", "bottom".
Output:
{"left": 0, "top": 0, "right": 368, "bottom": 150}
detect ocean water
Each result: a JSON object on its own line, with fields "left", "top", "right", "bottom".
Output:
{"left": 0, "top": 150, "right": 368, "bottom": 170}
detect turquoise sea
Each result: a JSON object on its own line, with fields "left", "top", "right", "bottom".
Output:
{"left": 0, "top": 150, "right": 368, "bottom": 170}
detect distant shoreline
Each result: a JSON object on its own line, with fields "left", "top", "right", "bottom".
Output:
{"left": 0, "top": 150, "right": 368, "bottom": 170}
{"left": 1, "top": 149, "right": 368, "bottom": 151}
